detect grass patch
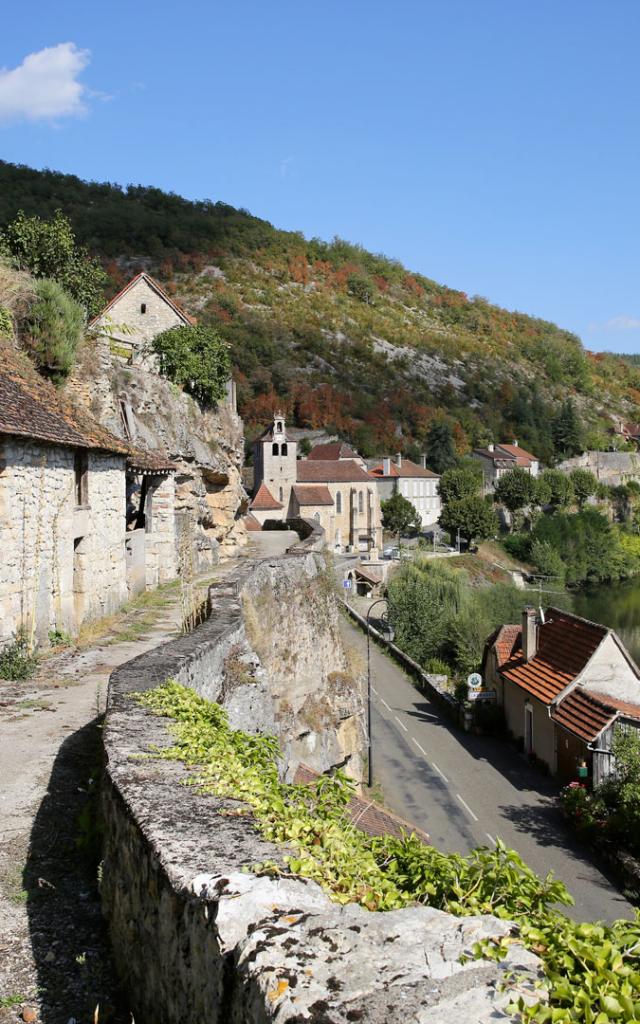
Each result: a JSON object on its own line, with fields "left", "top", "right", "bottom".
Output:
{"left": 0, "top": 995, "right": 27, "bottom": 1009}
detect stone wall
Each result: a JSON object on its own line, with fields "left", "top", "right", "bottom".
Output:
{"left": 558, "top": 450, "right": 640, "bottom": 487}
{"left": 69, "top": 338, "right": 247, "bottom": 567}
{"left": 94, "top": 275, "right": 188, "bottom": 365}
{"left": 101, "top": 554, "right": 545, "bottom": 1023}
{"left": 0, "top": 439, "right": 128, "bottom": 643}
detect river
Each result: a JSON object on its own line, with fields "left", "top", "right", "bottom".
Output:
{"left": 572, "top": 576, "right": 640, "bottom": 664}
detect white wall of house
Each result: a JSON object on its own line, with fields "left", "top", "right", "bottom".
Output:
{"left": 0, "top": 439, "right": 128, "bottom": 643}
{"left": 396, "top": 477, "right": 441, "bottom": 527}
{"left": 579, "top": 633, "right": 640, "bottom": 704}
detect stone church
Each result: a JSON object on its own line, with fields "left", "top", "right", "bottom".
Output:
{"left": 250, "top": 414, "right": 382, "bottom": 554}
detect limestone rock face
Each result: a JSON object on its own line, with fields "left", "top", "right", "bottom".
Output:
{"left": 68, "top": 337, "right": 247, "bottom": 566}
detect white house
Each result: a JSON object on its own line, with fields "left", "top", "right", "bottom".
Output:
{"left": 368, "top": 454, "right": 441, "bottom": 528}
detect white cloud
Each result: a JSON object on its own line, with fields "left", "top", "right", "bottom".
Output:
{"left": 588, "top": 315, "right": 640, "bottom": 333}
{"left": 0, "top": 43, "right": 91, "bottom": 123}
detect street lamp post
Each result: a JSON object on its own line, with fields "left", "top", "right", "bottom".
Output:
{"left": 365, "top": 597, "right": 394, "bottom": 789}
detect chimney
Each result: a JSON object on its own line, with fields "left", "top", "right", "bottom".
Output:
{"left": 420, "top": 453, "right": 427, "bottom": 469}
{"left": 522, "top": 606, "right": 538, "bottom": 662}
{"left": 396, "top": 452, "right": 402, "bottom": 468}
{"left": 382, "top": 457, "right": 391, "bottom": 476}
{"left": 488, "top": 443, "right": 495, "bottom": 453}
{"left": 513, "top": 439, "right": 518, "bottom": 448}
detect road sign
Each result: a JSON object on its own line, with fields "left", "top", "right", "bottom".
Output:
{"left": 471, "top": 689, "right": 497, "bottom": 702}
{"left": 343, "top": 579, "right": 352, "bottom": 589}
{"left": 467, "top": 672, "right": 483, "bottom": 690}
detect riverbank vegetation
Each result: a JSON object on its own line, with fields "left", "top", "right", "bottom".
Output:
{"left": 138, "top": 680, "right": 640, "bottom": 1024}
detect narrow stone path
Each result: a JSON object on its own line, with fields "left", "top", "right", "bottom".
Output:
{"left": 0, "top": 568, "right": 234, "bottom": 1024}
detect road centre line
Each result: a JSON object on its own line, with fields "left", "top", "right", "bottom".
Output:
{"left": 371, "top": 686, "right": 378, "bottom": 695}
{"left": 411, "top": 737, "right": 427, "bottom": 757}
{"left": 380, "top": 697, "right": 391, "bottom": 711}
{"left": 394, "top": 715, "right": 408, "bottom": 732}
{"left": 486, "top": 833, "right": 496, "bottom": 846}
{"left": 431, "top": 761, "right": 449, "bottom": 783}
{"left": 456, "top": 794, "right": 479, "bottom": 822}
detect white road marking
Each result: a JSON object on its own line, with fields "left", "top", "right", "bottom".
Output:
{"left": 456, "top": 794, "right": 479, "bottom": 822}
{"left": 431, "top": 761, "right": 449, "bottom": 783}
{"left": 380, "top": 697, "right": 391, "bottom": 711}
{"left": 394, "top": 715, "right": 408, "bottom": 732}
{"left": 412, "top": 737, "right": 427, "bottom": 757}
{"left": 371, "top": 686, "right": 378, "bottom": 695}
{"left": 486, "top": 833, "right": 496, "bottom": 846}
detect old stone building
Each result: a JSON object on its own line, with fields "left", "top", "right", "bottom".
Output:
{"left": 90, "top": 271, "right": 194, "bottom": 365}
{"left": 0, "top": 346, "right": 181, "bottom": 645}
{"left": 0, "top": 348, "right": 132, "bottom": 644}
{"left": 251, "top": 414, "right": 382, "bottom": 553}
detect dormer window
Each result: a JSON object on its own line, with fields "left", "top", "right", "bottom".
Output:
{"left": 140, "top": 303, "right": 147, "bottom": 314}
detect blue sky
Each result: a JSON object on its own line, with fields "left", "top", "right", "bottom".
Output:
{"left": 2, "top": 1, "right": 640, "bottom": 353}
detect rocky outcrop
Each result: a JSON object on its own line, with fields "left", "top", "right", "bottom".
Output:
{"left": 68, "top": 335, "right": 247, "bottom": 565}
{"left": 101, "top": 553, "right": 546, "bottom": 1023}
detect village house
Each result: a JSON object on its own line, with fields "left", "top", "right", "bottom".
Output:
{"left": 368, "top": 454, "right": 441, "bottom": 528}
{"left": 250, "top": 414, "right": 383, "bottom": 553}
{"left": 484, "top": 606, "right": 640, "bottom": 784}
{"left": 0, "top": 346, "right": 177, "bottom": 645}
{"left": 472, "top": 441, "right": 540, "bottom": 493}
{"left": 90, "top": 271, "right": 195, "bottom": 367}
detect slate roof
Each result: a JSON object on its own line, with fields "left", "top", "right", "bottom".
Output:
{"left": 307, "top": 441, "right": 360, "bottom": 461}
{"left": 0, "top": 344, "right": 128, "bottom": 455}
{"left": 292, "top": 484, "right": 334, "bottom": 506}
{"left": 297, "top": 460, "right": 372, "bottom": 483}
{"left": 127, "top": 448, "right": 177, "bottom": 473}
{"left": 369, "top": 458, "right": 439, "bottom": 480}
{"left": 91, "top": 271, "right": 195, "bottom": 327}
{"left": 499, "top": 609, "right": 607, "bottom": 705}
{"left": 293, "top": 764, "right": 430, "bottom": 844}
{"left": 249, "top": 482, "right": 283, "bottom": 511}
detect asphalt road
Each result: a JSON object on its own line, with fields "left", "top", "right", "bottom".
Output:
{"left": 339, "top": 615, "right": 635, "bottom": 924}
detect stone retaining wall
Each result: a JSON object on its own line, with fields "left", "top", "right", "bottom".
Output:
{"left": 101, "top": 555, "right": 545, "bottom": 1023}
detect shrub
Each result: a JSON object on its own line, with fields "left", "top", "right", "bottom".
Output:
{"left": 153, "top": 324, "right": 231, "bottom": 405}
{"left": 0, "top": 632, "right": 38, "bottom": 680}
{"left": 22, "top": 277, "right": 85, "bottom": 382}
{"left": 502, "top": 532, "right": 531, "bottom": 562}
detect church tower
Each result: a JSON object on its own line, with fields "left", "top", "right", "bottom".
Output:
{"left": 253, "top": 411, "right": 297, "bottom": 512}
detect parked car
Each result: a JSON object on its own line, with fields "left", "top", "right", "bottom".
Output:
{"left": 383, "top": 546, "right": 401, "bottom": 560}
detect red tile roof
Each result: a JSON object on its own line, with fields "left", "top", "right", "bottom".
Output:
{"left": 588, "top": 691, "right": 640, "bottom": 721}
{"left": 474, "top": 443, "right": 538, "bottom": 466}
{"left": 0, "top": 344, "right": 128, "bottom": 455}
{"left": 243, "top": 512, "right": 262, "bottom": 531}
{"left": 307, "top": 441, "right": 360, "bottom": 461}
{"left": 369, "top": 458, "right": 439, "bottom": 480}
{"left": 499, "top": 609, "right": 607, "bottom": 705}
{"left": 494, "top": 624, "right": 522, "bottom": 667}
{"left": 297, "top": 459, "right": 372, "bottom": 483}
{"left": 292, "top": 484, "right": 333, "bottom": 506}
{"left": 496, "top": 443, "right": 537, "bottom": 462}
{"left": 249, "top": 481, "right": 283, "bottom": 511}
{"left": 552, "top": 688, "right": 617, "bottom": 742}
{"left": 293, "top": 764, "right": 429, "bottom": 844}
{"left": 91, "top": 272, "right": 195, "bottom": 327}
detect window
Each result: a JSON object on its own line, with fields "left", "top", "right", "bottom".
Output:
{"left": 281, "top": 443, "right": 288, "bottom": 456}
{"left": 140, "top": 303, "right": 147, "bottom": 314}
{"left": 336, "top": 491, "right": 342, "bottom": 514}
{"left": 272, "top": 443, "right": 279, "bottom": 456}
{"left": 358, "top": 491, "right": 364, "bottom": 513}
{"left": 74, "top": 450, "right": 88, "bottom": 507}
{"left": 279, "top": 487, "right": 284, "bottom": 503}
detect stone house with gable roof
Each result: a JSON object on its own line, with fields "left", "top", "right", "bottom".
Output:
{"left": 485, "top": 606, "right": 640, "bottom": 784}
{"left": 90, "top": 271, "right": 195, "bottom": 366}
{"left": 473, "top": 441, "right": 540, "bottom": 493}
{"left": 0, "top": 345, "right": 177, "bottom": 644}
{"left": 250, "top": 414, "right": 382, "bottom": 553}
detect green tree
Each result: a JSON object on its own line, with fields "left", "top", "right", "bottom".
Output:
{"left": 439, "top": 496, "right": 498, "bottom": 549}
{"left": 425, "top": 421, "right": 457, "bottom": 475}
{"left": 22, "top": 278, "right": 84, "bottom": 382}
{"left": 386, "top": 559, "right": 467, "bottom": 666}
{"left": 153, "top": 324, "right": 231, "bottom": 405}
{"left": 569, "top": 468, "right": 598, "bottom": 509}
{"left": 381, "top": 492, "right": 421, "bottom": 541}
{"left": 531, "top": 508, "right": 624, "bottom": 586}
{"left": 438, "top": 465, "right": 481, "bottom": 504}
{"left": 493, "top": 466, "right": 538, "bottom": 519}
{"left": 346, "top": 272, "right": 374, "bottom": 304}
{"left": 529, "top": 539, "right": 566, "bottom": 584}
{"left": 552, "top": 398, "right": 584, "bottom": 457}
{"left": 0, "top": 210, "right": 107, "bottom": 316}
{"left": 536, "top": 468, "right": 575, "bottom": 510}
